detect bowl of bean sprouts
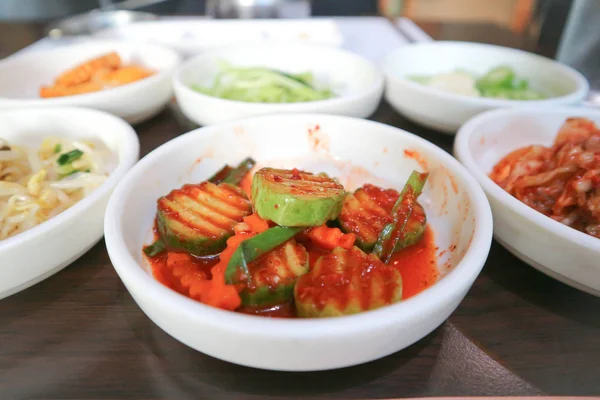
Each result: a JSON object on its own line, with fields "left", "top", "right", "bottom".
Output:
{"left": 0, "top": 107, "right": 139, "bottom": 299}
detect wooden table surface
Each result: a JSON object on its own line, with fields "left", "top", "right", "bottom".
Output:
{"left": 1, "top": 19, "right": 599, "bottom": 399}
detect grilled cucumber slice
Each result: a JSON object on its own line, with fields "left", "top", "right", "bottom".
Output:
{"left": 294, "top": 246, "right": 402, "bottom": 318}
{"left": 231, "top": 239, "right": 309, "bottom": 307}
{"left": 400, "top": 200, "right": 426, "bottom": 249}
{"left": 251, "top": 168, "right": 346, "bottom": 227}
{"left": 337, "top": 184, "right": 399, "bottom": 251}
{"left": 157, "top": 182, "right": 252, "bottom": 256}
{"left": 337, "top": 184, "right": 427, "bottom": 252}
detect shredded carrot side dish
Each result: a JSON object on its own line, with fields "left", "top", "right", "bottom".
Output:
{"left": 40, "top": 51, "right": 155, "bottom": 98}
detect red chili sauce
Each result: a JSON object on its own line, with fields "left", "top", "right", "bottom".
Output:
{"left": 145, "top": 226, "right": 438, "bottom": 318}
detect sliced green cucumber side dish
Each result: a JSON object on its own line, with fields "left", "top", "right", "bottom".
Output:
{"left": 144, "top": 161, "right": 437, "bottom": 318}
{"left": 157, "top": 181, "right": 252, "bottom": 256}
{"left": 252, "top": 168, "right": 346, "bottom": 227}
{"left": 191, "top": 62, "right": 334, "bottom": 103}
{"left": 408, "top": 64, "right": 547, "bottom": 100}
{"left": 295, "top": 246, "right": 403, "bottom": 318}
{"left": 236, "top": 239, "right": 310, "bottom": 307}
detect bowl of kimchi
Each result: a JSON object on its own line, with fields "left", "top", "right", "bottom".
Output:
{"left": 104, "top": 114, "right": 493, "bottom": 371}
{"left": 455, "top": 107, "right": 600, "bottom": 296}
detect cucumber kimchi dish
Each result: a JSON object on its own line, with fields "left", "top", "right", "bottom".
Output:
{"left": 143, "top": 159, "right": 438, "bottom": 318}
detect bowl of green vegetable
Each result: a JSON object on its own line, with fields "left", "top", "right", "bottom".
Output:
{"left": 382, "top": 41, "right": 589, "bottom": 134}
{"left": 173, "top": 43, "right": 384, "bottom": 126}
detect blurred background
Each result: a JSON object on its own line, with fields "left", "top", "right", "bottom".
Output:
{"left": 0, "top": 0, "right": 596, "bottom": 85}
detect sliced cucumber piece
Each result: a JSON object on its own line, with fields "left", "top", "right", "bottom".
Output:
{"left": 295, "top": 246, "right": 402, "bottom": 318}
{"left": 233, "top": 239, "right": 309, "bottom": 307}
{"left": 396, "top": 201, "right": 426, "bottom": 250}
{"left": 157, "top": 181, "right": 252, "bottom": 256}
{"left": 337, "top": 184, "right": 399, "bottom": 251}
{"left": 251, "top": 168, "right": 346, "bottom": 227}
{"left": 372, "top": 171, "right": 428, "bottom": 263}
{"left": 224, "top": 226, "right": 304, "bottom": 283}
{"left": 476, "top": 65, "right": 515, "bottom": 90}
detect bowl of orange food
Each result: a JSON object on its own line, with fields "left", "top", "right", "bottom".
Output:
{"left": 455, "top": 107, "right": 600, "bottom": 296}
{"left": 0, "top": 40, "right": 181, "bottom": 124}
{"left": 104, "top": 114, "right": 493, "bottom": 371}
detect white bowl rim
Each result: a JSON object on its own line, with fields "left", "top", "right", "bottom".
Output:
{"left": 0, "top": 106, "right": 140, "bottom": 252}
{"left": 382, "top": 40, "right": 589, "bottom": 107}
{"left": 104, "top": 113, "right": 493, "bottom": 337}
{"left": 454, "top": 106, "right": 600, "bottom": 252}
{"left": 172, "top": 42, "right": 385, "bottom": 110}
{"left": 0, "top": 39, "right": 181, "bottom": 104}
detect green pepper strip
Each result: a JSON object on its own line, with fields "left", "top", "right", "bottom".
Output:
{"left": 224, "top": 226, "right": 303, "bottom": 284}
{"left": 144, "top": 239, "right": 166, "bottom": 257}
{"left": 57, "top": 149, "right": 83, "bottom": 166}
{"left": 208, "top": 157, "right": 256, "bottom": 185}
{"left": 222, "top": 157, "right": 256, "bottom": 185}
{"left": 207, "top": 165, "right": 233, "bottom": 184}
{"left": 372, "top": 171, "right": 429, "bottom": 263}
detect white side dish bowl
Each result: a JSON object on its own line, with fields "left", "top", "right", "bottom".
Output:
{"left": 0, "top": 107, "right": 139, "bottom": 300}
{"left": 0, "top": 40, "right": 181, "bottom": 124}
{"left": 455, "top": 107, "right": 600, "bottom": 296}
{"left": 382, "top": 41, "right": 589, "bottom": 134}
{"left": 104, "top": 114, "right": 492, "bottom": 371}
{"left": 173, "top": 44, "right": 384, "bottom": 126}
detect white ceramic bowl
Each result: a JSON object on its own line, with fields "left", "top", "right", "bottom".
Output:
{"left": 382, "top": 41, "right": 589, "bottom": 134}
{"left": 173, "top": 44, "right": 384, "bottom": 126}
{"left": 104, "top": 114, "right": 493, "bottom": 371}
{"left": 0, "top": 40, "right": 181, "bottom": 124}
{"left": 0, "top": 107, "right": 139, "bottom": 300}
{"left": 455, "top": 107, "right": 600, "bottom": 296}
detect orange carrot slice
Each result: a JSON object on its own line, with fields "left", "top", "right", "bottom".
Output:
{"left": 39, "top": 81, "right": 104, "bottom": 98}
{"left": 99, "top": 65, "right": 154, "bottom": 87}
{"left": 307, "top": 225, "right": 356, "bottom": 250}
{"left": 188, "top": 214, "right": 269, "bottom": 311}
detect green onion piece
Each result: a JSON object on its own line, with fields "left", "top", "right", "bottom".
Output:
{"left": 372, "top": 171, "right": 429, "bottom": 263}
{"left": 57, "top": 149, "right": 83, "bottom": 166}
{"left": 144, "top": 239, "right": 166, "bottom": 257}
{"left": 207, "top": 165, "right": 233, "bottom": 184}
{"left": 53, "top": 143, "right": 62, "bottom": 154}
{"left": 222, "top": 157, "right": 256, "bottom": 185}
{"left": 224, "top": 226, "right": 303, "bottom": 284}
{"left": 208, "top": 157, "right": 256, "bottom": 186}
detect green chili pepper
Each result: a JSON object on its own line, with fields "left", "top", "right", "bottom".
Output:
{"left": 144, "top": 239, "right": 166, "bottom": 257}
{"left": 207, "top": 165, "right": 233, "bottom": 184}
{"left": 222, "top": 157, "right": 255, "bottom": 185}
{"left": 57, "top": 149, "right": 83, "bottom": 166}
{"left": 224, "top": 226, "right": 303, "bottom": 284}
{"left": 208, "top": 157, "right": 256, "bottom": 185}
{"left": 372, "top": 171, "right": 429, "bottom": 263}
